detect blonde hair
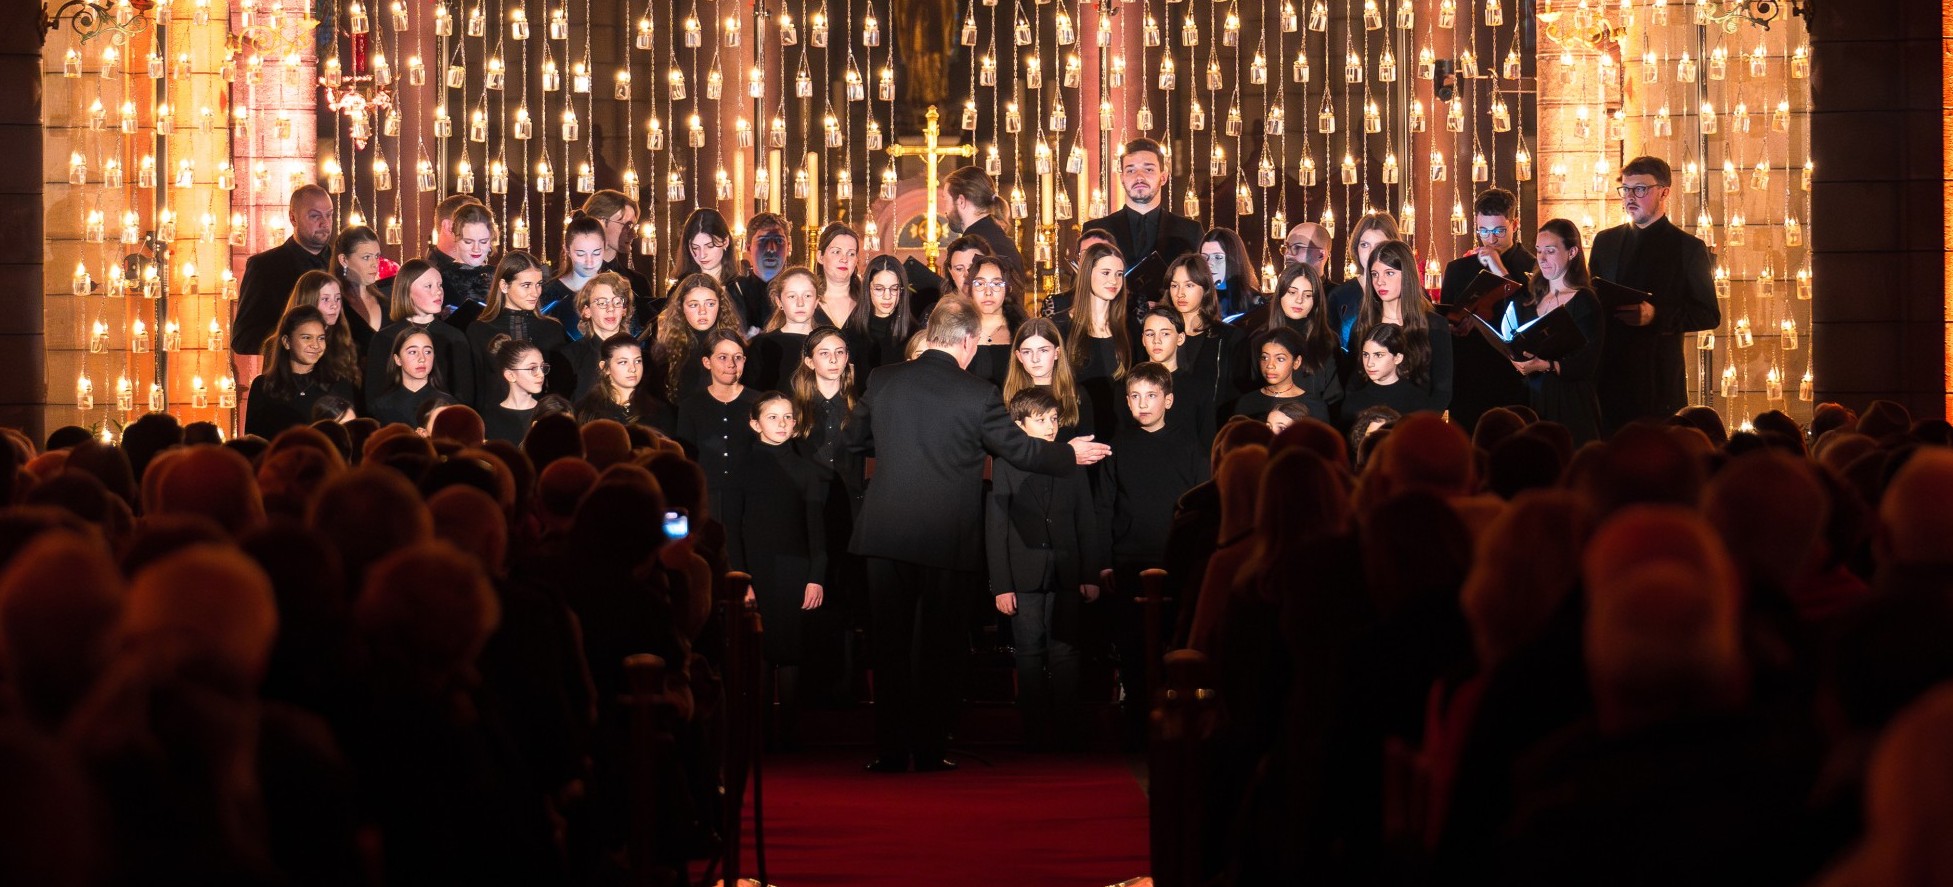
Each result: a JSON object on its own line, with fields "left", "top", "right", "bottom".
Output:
{"left": 1002, "top": 317, "right": 1081, "bottom": 428}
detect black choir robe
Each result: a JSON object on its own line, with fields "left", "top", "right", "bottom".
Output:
{"left": 1587, "top": 215, "right": 1720, "bottom": 435}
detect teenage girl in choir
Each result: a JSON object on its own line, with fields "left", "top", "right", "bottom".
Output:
{"left": 1266, "top": 401, "right": 1311, "bottom": 434}
{"left": 1508, "top": 218, "right": 1606, "bottom": 444}
{"left": 245, "top": 305, "right": 360, "bottom": 439}
{"left": 666, "top": 207, "right": 737, "bottom": 308}
{"left": 850, "top": 254, "right": 916, "bottom": 376}
{"left": 579, "top": 189, "right": 653, "bottom": 326}
{"left": 366, "top": 258, "right": 475, "bottom": 406}
{"left": 468, "top": 251, "right": 567, "bottom": 406}
{"left": 1138, "top": 306, "right": 1214, "bottom": 444}
{"left": 1200, "top": 227, "right": 1262, "bottom": 321}
{"left": 1062, "top": 240, "right": 1132, "bottom": 437}
{"left": 1331, "top": 211, "right": 1402, "bottom": 348}
{"left": 749, "top": 266, "right": 821, "bottom": 392}
{"left": 1233, "top": 327, "right": 1317, "bottom": 420}
{"left": 1005, "top": 317, "right": 1096, "bottom": 440}
{"left": 652, "top": 272, "right": 742, "bottom": 401}
{"left": 674, "top": 329, "right": 762, "bottom": 518}
{"left": 791, "top": 325, "right": 862, "bottom": 499}
{"left": 331, "top": 225, "right": 387, "bottom": 357}
{"left": 813, "top": 223, "right": 861, "bottom": 330}
{"left": 367, "top": 327, "right": 450, "bottom": 427}
{"left": 542, "top": 216, "right": 609, "bottom": 339}
{"left": 965, "top": 254, "right": 1028, "bottom": 387}
{"left": 482, "top": 335, "right": 547, "bottom": 443}
{"left": 724, "top": 391, "right": 829, "bottom": 746}
{"left": 284, "top": 269, "right": 363, "bottom": 393}
{"left": 1260, "top": 262, "right": 1343, "bottom": 420}
{"left": 1163, "top": 254, "right": 1244, "bottom": 424}
{"left": 561, "top": 271, "right": 636, "bottom": 399}
{"left": 1338, "top": 323, "right": 1431, "bottom": 427}
{"left": 1355, "top": 239, "right": 1452, "bottom": 415}
{"left": 572, "top": 333, "right": 675, "bottom": 432}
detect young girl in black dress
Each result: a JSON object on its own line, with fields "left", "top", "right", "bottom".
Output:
{"left": 481, "top": 336, "right": 548, "bottom": 443}
{"left": 1062, "top": 240, "right": 1133, "bottom": 437}
{"left": 748, "top": 267, "right": 821, "bottom": 392}
{"left": 467, "top": 252, "right": 567, "bottom": 405}
{"left": 573, "top": 334, "right": 675, "bottom": 432}
{"left": 1262, "top": 262, "right": 1342, "bottom": 418}
{"left": 1354, "top": 240, "right": 1452, "bottom": 415}
{"left": 366, "top": 258, "right": 474, "bottom": 406}
{"left": 675, "top": 330, "right": 762, "bottom": 517}
{"left": 1339, "top": 322, "right": 1431, "bottom": 428}
{"left": 1233, "top": 327, "right": 1316, "bottom": 421}
{"left": 245, "top": 305, "right": 361, "bottom": 439}
{"left": 368, "top": 327, "right": 450, "bottom": 427}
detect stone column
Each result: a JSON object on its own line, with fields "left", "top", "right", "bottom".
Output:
{"left": 0, "top": 13, "right": 45, "bottom": 441}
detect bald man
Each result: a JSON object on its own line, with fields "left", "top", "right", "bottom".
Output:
{"left": 1281, "top": 222, "right": 1332, "bottom": 276}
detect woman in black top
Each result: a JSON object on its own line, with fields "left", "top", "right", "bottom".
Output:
{"left": 1005, "top": 318, "right": 1097, "bottom": 441}
{"left": 1164, "top": 254, "right": 1247, "bottom": 415}
{"left": 1200, "top": 227, "right": 1262, "bottom": 320}
{"left": 481, "top": 335, "right": 548, "bottom": 443}
{"left": 366, "top": 258, "right": 475, "bottom": 406}
{"left": 572, "top": 334, "right": 675, "bottom": 433}
{"left": 1339, "top": 322, "right": 1431, "bottom": 428}
{"left": 245, "top": 305, "right": 360, "bottom": 439}
{"left": 1354, "top": 240, "right": 1453, "bottom": 415}
{"left": 663, "top": 207, "right": 738, "bottom": 307}
{"left": 674, "top": 330, "right": 763, "bottom": 518}
{"left": 850, "top": 254, "right": 916, "bottom": 378}
{"left": 790, "top": 325, "right": 864, "bottom": 501}
{"left": 1259, "top": 263, "right": 1343, "bottom": 421}
{"left": 468, "top": 251, "right": 568, "bottom": 406}
{"left": 650, "top": 273, "right": 742, "bottom": 403}
{"left": 559, "top": 271, "right": 636, "bottom": 400}
{"left": 813, "top": 223, "right": 862, "bottom": 331}
{"left": 332, "top": 225, "right": 387, "bottom": 358}
{"left": 746, "top": 267, "right": 820, "bottom": 392}
{"left": 1061, "top": 240, "right": 1133, "bottom": 437}
{"left": 367, "top": 326, "right": 452, "bottom": 427}
{"left": 1508, "top": 219, "right": 1606, "bottom": 444}
{"left": 964, "top": 254, "right": 1027, "bottom": 388}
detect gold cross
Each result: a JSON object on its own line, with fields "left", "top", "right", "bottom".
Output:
{"left": 885, "top": 105, "right": 976, "bottom": 265}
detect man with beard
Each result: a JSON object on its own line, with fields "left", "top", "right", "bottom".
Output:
{"left": 1081, "top": 138, "right": 1204, "bottom": 307}
{"left": 942, "top": 166, "right": 1024, "bottom": 275}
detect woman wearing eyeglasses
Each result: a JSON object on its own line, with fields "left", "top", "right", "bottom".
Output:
{"left": 850, "top": 255, "right": 916, "bottom": 377}
{"left": 561, "top": 272, "right": 639, "bottom": 400}
{"left": 481, "top": 335, "right": 548, "bottom": 443}
{"left": 964, "top": 255, "right": 1029, "bottom": 388}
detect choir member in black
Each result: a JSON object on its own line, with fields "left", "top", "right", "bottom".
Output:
{"left": 965, "top": 254, "right": 1029, "bottom": 388}
{"left": 232, "top": 185, "right": 333, "bottom": 411}
{"left": 331, "top": 225, "right": 387, "bottom": 357}
{"left": 1259, "top": 262, "right": 1344, "bottom": 420}
{"left": 1060, "top": 240, "right": 1134, "bottom": 437}
{"left": 851, "top": 254, "right": 918, "bottom": 376}
{"left": 440, "top": 203, "right": 499, "bottom": 328}
{"left": 915, "top": 234, "right": 993, "bottom": 321}
{"left": 665, "top": 207, "right": 738, "bottom": 308}
{"left": 1440, "top": 187, "right": 1535, "bottom": 435}
{"left": 578, "top": 190, "right": 655, "bottom": 328}
{"left": 747, "top": 267, "right": 821, "bottom": 392}
{"left": 1589, "top": 155, "right": 1721, "bottom": 435}
{"left": 467, "top": 251, "right": 568, "bottom": 406}
{"left": 723, "top": 391, "right": 832, "bottom": 745}
{"left": 1005, "top": 318, "right": 1096, "bottom": 440}
{"left": 1081, "top": 138, "right": 1205, "bottom": 305}
{"left": 1138, "top": 306, "right": 1215, "bottom": 446}
{"left": 481, "top": 335, "right": 548, "bottom": 443}
{"left": 944, "top": 165, "right": 1026, "bottom": 274}
{"left": 1164, "top": 254, "right": 1246, "bottom": 422}
{"left": 573, "top": 334, "right": 677, "bottom": 433}
{"left": 1505, "top": 219, "right": 1607, "bottom": 444}
{"left": 987, "top": 387, "right": 1103, "bottom": 749}
{"left": 559, "top": 271, "right": 636, "bottom": 400}
{"left": 540, "top": 216, "right": 609, "bottom": 340}
{"left": 283, "top": 270, "right": 363, "bottom": 397}
{"left": 1043, "top": 227, "right": 1117, "bottom": 320}
{"left": 1339, "top": 322, "right": 1432, "bottom": 427}
{"left": 651, "top": 273, "right": 743, "bottom": 403}
{"left": 1330, "top": 211, "right": 1400, "bottom": 348}
{"left": 367, "top": 327, "right": 451, "bottom": 427}
{"left": 1266, "top": 400, "right": 1311, "bottom": 434}
{"left": 1103, "top": 361, "right": 1211, "bottom": 738}
{"left": 1200, "top": 227, "right": 1262, "bottom": 321}
{"left": 1356, "top": 239, "right": 1454, "bottom": 414}
{"left": 366, "top": 258, "right": 475, "bottom": 406}
{"left": 791, "top": 325, "right": 864, "bottom": 501}
{"left": 728, "top": 213, "right": 794, "bottom": 333}
{"left": 792, "top": 325, "right": 868, "bottom": 701}
{"left": 813, "top": 222, "right": 862, "bottom": 331}
{"left": 244, "top": 305, "right": 359, "bottom": 439}
{"left": 1233, "top": 327, "right": 1320, "bottom": 421}
{"left": 675, "top": 330, "right": 763, "bottom": 519}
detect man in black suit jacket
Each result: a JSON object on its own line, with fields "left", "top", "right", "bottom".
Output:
{"left": 1588, "top": 156, "right": 1720, "bottom": 436}
{"left": 1081, "top": 138, "right": 1205, "bottom": 309}
{"left": 231, "top": 185, "right": 334, "bottom": 415}
{"left": 848, "top": 298, "right": 1111, "bottom": 771}
{"left": 1440, "top": 188, "right": 1536, "bottom": 435}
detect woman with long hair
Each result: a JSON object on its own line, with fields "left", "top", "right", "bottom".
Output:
{"left": 791, "top": 325, "right": 864, "bottom": 505}
{"left": 1063, "top": 240, "right": 1132, "bottom": 436}
{"left": 1164, "top": 252, "right": 1245, "bottom": 432}
{"left": 653, "top": 272, "right": 742, "bottom": 401}
{"left": 964, "top": 254, "right": 1028, "bottom": 388}
{"left": 1354, "top": 239, "right": 1452, "bottom": 415}
{"left": 467, "top": 251, "right": 568, "bottom": 405}
{"left": 1507, "top": 219, "right": 1606, "bottom": 443}
{"left": 367, "top": 326, "right": 451, "bottom": 427}
{"left": 850, "top": 254, "right": 915, "bottom": 375}
{"left": 1005, "top": 317, "right": 1094, "bottom": 439}
{"left": 572, "top": 333, "right": 675, "bottom": 432}
{"left": 1258, "top": 263, "right": 1342, "bottom": 418}
{"left": 1338, "top": 322, "right": 1431, "bottom": 425}
{"left": 365, "top": 258, "right": 475, "bottom": 405}
{"left": 246, "top": 305, "right": 360, "bottom": 439}
{"left": 561, "top": 271, "right": 638, "bottom": 399}
{"left": 1330, "top": 211, "right": 1402, "bottom": 347}
{"left": 813, "top": 222, "right": 861, "bottom": 329}
{"left": 541, "top": 215, "right": 610, "bottom": 340}
{"left": 749, "top": 266, "right": 822, "bottom": 392}
{"left": 332, "top": 225, "right": 387, "bottom": 356}
{"left": 284, "top": 269, "right": 362, "bottom": 389}
{"left": 1200, "top": 227, "right": 1262, "bottom": 320}
{"left": 481, "top": 335, "right": 548, "bottom": 443}
{"left": 665, "top": 207, "right": 736, "bottom": 304}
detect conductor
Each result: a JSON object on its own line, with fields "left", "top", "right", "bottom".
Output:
{"left": 849, "top": 297, "right": 1112, "bottom": 772}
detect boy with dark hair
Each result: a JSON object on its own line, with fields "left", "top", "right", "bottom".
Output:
{"left": 988, "top": 387, "right": 1104, "bottom": 749}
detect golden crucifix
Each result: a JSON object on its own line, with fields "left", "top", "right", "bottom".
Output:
{"left": 885, "top": 105, "right": 975, "bottom": 265}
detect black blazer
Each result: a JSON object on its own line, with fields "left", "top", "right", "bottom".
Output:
{"left": 847, "top": 349, "right": 1076, "bottom": 572}
{"left": 1441, "top": 246, "right": 1536, "bottom": 433}
{"left": 1587, "top": 216, "right": 1720, "bottom": 431}
{"left": 965, "top": 215, "right": 1025, "bottom": 275}
{"left": 1081, "top": 205, "right": 1204, "bottom": 305}
{"left": 986, "top": 459, "right": 1103, "bottom": 595}
{"left": 231, "top": 237, "right": 330, "bottom": 353}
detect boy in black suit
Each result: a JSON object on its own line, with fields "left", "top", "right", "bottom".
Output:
{"left": 988, "top": 388, "right": 1104, "bottom": 749}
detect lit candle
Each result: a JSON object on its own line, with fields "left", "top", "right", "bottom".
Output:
{"left": 89, "top": 320, "right": 109, "bottom": 353}
{"left": 217, "top": 376, "right": 236, "bottom": 409}
{"left": 191, "top": 376, "right": 208, "bottom": 409}
{"left": 77, "top": 374, "right": 94, "bottom": 410}
{"left": 182, "top": 262, "right": 198, "bottom": 294}
{"left": 206, "top": 318, "right": 223, "bottom": 352}
{"left": 131, "top": 318, "right": 150, "bottom": 353}
{"left": 115, "top": 375, "right": 133, "bottom": 411}
{"left": 162, "top": 320, "right": 180, "bottom": 351}
{"left": 148, "top": 382, "right": 165, "bottom": 412}
{"left": 72, "top": 262, "right": 92, "bottom": 295}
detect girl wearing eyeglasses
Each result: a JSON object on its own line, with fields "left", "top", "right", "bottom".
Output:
{"left": 467, "top": 251, "right": 568, "bottom": 407}
{"left": 963, "top": 254, "right": 1028, "bottom": 388}
{"left": 481, "top": 335, "right": 548, "bottom": 443}
{"left": 850, "top": 254, "right": 916, "bottom": 377}
{"left": 561, "top": 272, "right": 639, "bottom": 400}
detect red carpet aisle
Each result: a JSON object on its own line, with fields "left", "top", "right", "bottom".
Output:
{"left": 738, "top": 750, "right": 1150, "bottom": 886}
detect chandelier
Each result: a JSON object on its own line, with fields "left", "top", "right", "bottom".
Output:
{"left": 37, "top": 0, "right": 152, "bottom": 45}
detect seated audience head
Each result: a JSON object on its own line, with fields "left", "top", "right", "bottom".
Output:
{"left": 1579, "top": 421, "right": 1706, "bottom": 516}
{"left": 1462, "top": 490, "right": 1592, "bottom": 666}
{"left": 356, "top": 542, "right": 500, "bottom": 696}
{"left": 1704, "top": 451, "right": 1829, "bottom": 593}
{"left": 1210, "top": 415, "right": 1276, "bottom": 471}
{"left": 0, "top": 531, "right": 124, "bottom": 729}
{"left": 581, "top": 419, "right": 633, "bottom": 470}
{"left": 149, "top": 444, "right": 264, "bottom": 535}
{"left": 1271, "top": 417, "right": 1350, "bottom": 473}
{"left": 123, "top": 545, "right": 279, "bottom": 692}
{"left": 308, "top": 465, "right": 433, "bottom": 587}
{"left": 430, "top": 403, "right": 486, "bottom": 447}
{"left": 1857, "top": 399, "right": 1912, "bottom": 442}
{"left": 1879, "top": 448, "right": 1953, "bottom": 568}
{"left": 429, "top": 485, "right": 509, "bottom": 577}
{"left": 1832, "top": 684, "right": 1953, "bottom": 886}
{"left": 1472, "top": 406, "right": 1527, "bottom": 452}
{"left": 1372, "top": 412, "right": 1476, "bottom": 500}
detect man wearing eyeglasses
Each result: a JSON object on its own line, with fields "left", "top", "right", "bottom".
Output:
{"left": 1281, "top": 222, "right": 1332, "bottom": 277}
{"left": 1439, "top": 188, "right": 1535, "bottom": 434}
{"left": 730, "top": 213, "right": 793, "bottom": 334}
{"left": 1589, "top": 156, "right": 1720, "bottom": 436}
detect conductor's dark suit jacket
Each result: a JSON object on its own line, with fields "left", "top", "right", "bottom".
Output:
{"left": 1588, "top": 215, "right": 1720, "bottom": 433}
{"left": 847, "top": 349, "right": 1076, "bottom": 572}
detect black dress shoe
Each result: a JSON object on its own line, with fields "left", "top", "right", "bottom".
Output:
{"left": 863, "top": 757, "right": 909, "bottom": 773}
{"left": 912, "top": 758, "right": 958, "bottom": 772}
